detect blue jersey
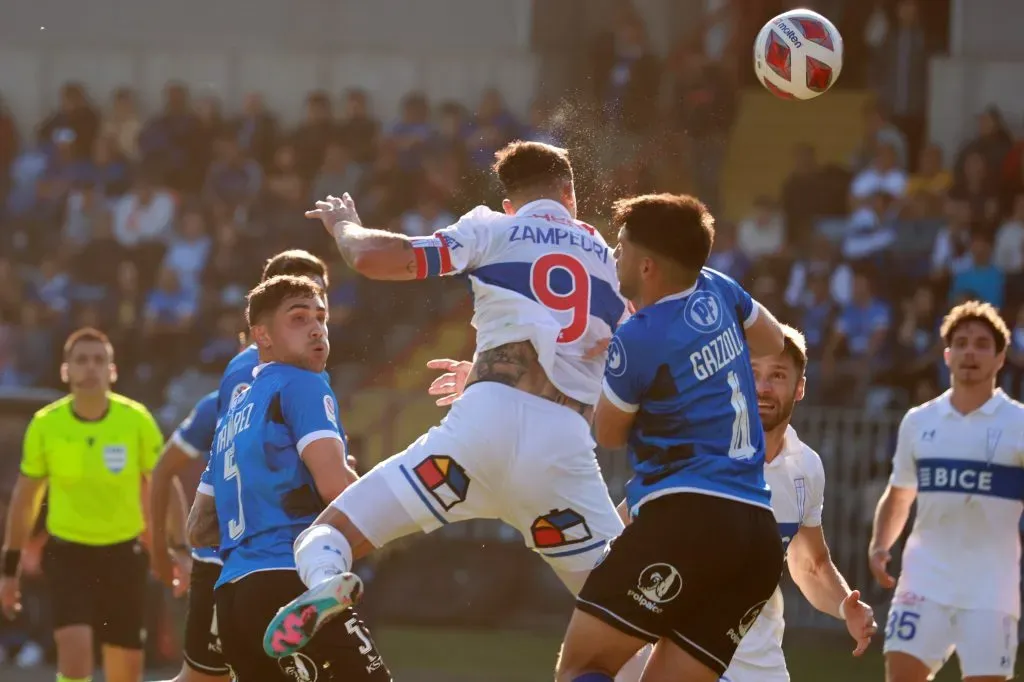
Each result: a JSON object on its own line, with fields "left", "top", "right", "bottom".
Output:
{"left": 217, "top": 345, "right": 260, "bottom": 415}
{"left": 200, "top": 363, "right": 345, "bottom": 588}
{"left": 171, "top": 391, "right": 221, "bottom": 564}
{"left": 603, "top": 268, "right": 771, "bottom": 513}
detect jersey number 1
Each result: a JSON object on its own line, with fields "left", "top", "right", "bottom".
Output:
{"left": 727, "top": 370, "right": 756, "bottom": 460}
{"left": 530, "top": 253, "right": 591, "bottom": 344}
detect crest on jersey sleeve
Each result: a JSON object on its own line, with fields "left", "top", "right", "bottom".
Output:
{"left": 413, "top": 455, "right": 470, "bottom": 510}
{"left": 684, "top": 291, "right": 724, "bottom": 334}
{"left": 323, "top": 395, "right": 337, "bottom": 427}
{"left": 103, "top": 444, "right": 128, "bottom": 473}
{"left": 530, "top": 508, "right": 593, "bottom": 548}
{"left": 606, "top": 336, "right": 627, "bottom": 378}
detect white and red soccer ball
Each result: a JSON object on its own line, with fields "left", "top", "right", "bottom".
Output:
{"left": 754, "top": 8, "right": 844, "bottom": 101}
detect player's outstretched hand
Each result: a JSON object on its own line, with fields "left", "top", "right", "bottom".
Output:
{"left": 151, "top": 547, "right": 176, "bottom": 590}
{"left": 0, "top": 576, "right": 21, "bottom": 620}
{"left": 868, "top": 547, "right": 897, "bottom": 589}
{"left": 171, "top": 551, "right": 193, "bottom": 599}
{"left": 305, "top": 193, "right": 362, "bottom": 233}
{"left": 426, "top": 359, "right": 472, "bottom": 407}
{"left": 841, "top": 590, "right": 877, "bottom": 656}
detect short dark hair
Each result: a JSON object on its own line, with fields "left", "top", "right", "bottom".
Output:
{"left": 262, "top": 250, "right": 329, "bottom": 287}
{"left": 63, "top": 327, "right": 113, "bottom": 360}
{"left": 246, "top": 275, "right": 324, "bottom": 327}
{"left": 492, "top": 141, "right": 573, "bottom": 197}
{"left": 612, "top": 193, "right": 715, "bottom": 272}
{"left": 779, "top": 324, "right": 808, "bottom": 375}
{"left": 940, "top": 300, "right": 1010, "bottom": 353}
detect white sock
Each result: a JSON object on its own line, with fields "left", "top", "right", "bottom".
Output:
{"left": 294, "top": 524, "right": 352, "bottom": 588}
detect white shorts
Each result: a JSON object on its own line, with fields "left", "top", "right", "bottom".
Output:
{"left": 883, "top": 591, "right": 1018, "bottom": 679}
{"left": 721, "top": 659, "right": 789, "bottom": 682}
{"left": 336, "top": 382, "right": 623, "bottom": 573}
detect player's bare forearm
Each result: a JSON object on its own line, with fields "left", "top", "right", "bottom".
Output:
{"left": 788, "top": 526, "right": 851, "bottom": 618}
{"left": 150, "top": 446, "right": 190, "bottom": 553}
{"left": 2, "top": 475, "right": 46, "bottom": 552}
{"left": 869, "top": 485, "right": 915, "bottom": 553}
{"left": 331, "top": 221, "right": 418, "bottom": 281}
{"left": 187, "top": 494, "right": 220, "bottom": 548}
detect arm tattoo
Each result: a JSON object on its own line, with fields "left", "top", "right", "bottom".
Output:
{"left": 187, "top": 498, "right": 220, "bottom": 548}
{"left": 472, "top": 341, "right": 535, "bottom": 387}
{"left": 334, "top": 221, "right": 417, "bottom": 276}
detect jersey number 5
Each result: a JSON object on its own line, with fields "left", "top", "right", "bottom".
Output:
{"left": 223, "top": 444, "right": 246, "bottom": 540}
{"left": 530, "top": 253, "right": 591, "bottom": 344}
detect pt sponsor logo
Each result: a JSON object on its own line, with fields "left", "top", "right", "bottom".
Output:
{"left": 279, "top": 652, "right": 319, "bottom": 682}
{"left": 628, "top": 563, "right": 682, "bottom": 614}
{"left": 727, "top": 600, "right": 768, "bottom": 645}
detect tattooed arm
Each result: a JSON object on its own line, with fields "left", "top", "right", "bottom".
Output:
{"left": 330, "top": 220, "right": 419, "bottom": 281}
{"left": 187, "top": 493, "right": 220, "bottom": 548}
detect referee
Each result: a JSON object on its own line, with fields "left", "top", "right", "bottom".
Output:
{"left": 1, "top": 327, "right": 164, "bottom": 682}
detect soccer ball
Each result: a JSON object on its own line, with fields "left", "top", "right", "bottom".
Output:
{"left": 753, "top": 8, "right": 844, "bottom": 100}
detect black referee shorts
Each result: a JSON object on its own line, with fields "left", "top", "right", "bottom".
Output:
{"left": 43, "top": 537, "right": 149, "bottom": 649}
{"left": 214, "top": 570, "right": 390, "bottom": 682}
{"left": 183, "top": 559, "right": 229, "bottom": 676}
{"left": 577, "top": 493, "right": 784, "bottom": 676}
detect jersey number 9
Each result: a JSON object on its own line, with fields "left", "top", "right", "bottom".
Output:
{"left": 530, "top": 253, "right": 591, "bottom": 344}
{"left": 223, "top": 444, "right": 246, "bottom": 540}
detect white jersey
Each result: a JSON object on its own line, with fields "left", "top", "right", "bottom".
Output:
{"left": 730, "top": 425, "right": 825, "bottom": 673}
{"left": 413, "top": 199, "right": 628, "bottom": 404}
{"left": 889, "top": 389, "right": 1024, "bottom": 618}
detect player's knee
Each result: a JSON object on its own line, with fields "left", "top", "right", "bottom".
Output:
{"left": 294, "top": 523, "right": 354, "bottom": 587}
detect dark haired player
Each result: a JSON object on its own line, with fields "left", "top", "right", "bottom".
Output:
{"left": 148, "top": 249, "right": 335, "bottom": 682}
{"left": 187, "top": 275, "right": 389, "bottom": 681}
{"left": 556, "top": 193, "right": 787, "bottom": 682}
{"left": 870, "top": 301, "right": 1024, "bottom": 682}
{"left": 263, "top": 140, "right": 630, "bottom": 657}
{"left": 2, "top": 328, "right": 164, "bottom": 682}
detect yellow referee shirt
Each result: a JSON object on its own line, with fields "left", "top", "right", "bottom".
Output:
{"left": 20, "top": 393, "right": 164, "bottom": 546}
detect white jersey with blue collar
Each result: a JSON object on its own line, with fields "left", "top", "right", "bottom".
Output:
{"left": 889, "top": 389, "right": 1024, "bottom": 618}
{"left": 410, "top": 199, "right": 629, "bottom": 405}
{"left": 730, "top": 425, "right": 825, "bottom": 672}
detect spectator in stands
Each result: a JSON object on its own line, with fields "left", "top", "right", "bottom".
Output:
{"left": 521, "top": 100, "right": 561, "bottom": 147}
{"left": 337, "top": 89, "right": 379, "bottom": 167}
{"left": 0, "top": 313, "right": 14, "bottom": 387}
{"left": 100, "top": 87, "right": 143, "bottom": 161}
{"left": 429, "top": 101, "right": 470, "bottom": 162}
{"left": 995, "top": 193, "right": 1024, "bottom": 277}
{"left": 823, "top": 269, "right": 892, "bottom": 404}
{"left": 261, "top": 143, "right": 307, "bottom": 222}
{"left": 793, "top": 272, "right": 836, "bottom": 365}
{"left": 465, "top": 88, "right": 518, "bottom": 170}
{"left": 843, "top": 190, "right": 897, "bottom": 264}
{"left": 232, "top": 92, "right": 279, "bottom": 168}
{"left": 202, "top": 134, "right": 262, "bottom": 218}
{"left": 390, "top": 91, "right": 434, "bottom": 172}
{"left": 737, "top": 196, "right": 786, "bottom": 261}
{"left": 198, "top": 309, "right": 243, "bottom": 372}
{"left": 706, "top": 221, "right": 751, "bottom": 283}
{"left": 37, "top": 130, "right": 93, "bottom": 224}
{"left": 312, "top": 142, "right": 363, "bottom": 208}
{"left": 39, "top": 82, "right": 99, "bottom": 161}
{"left": 91, "top": 134, "right": 132, "bottom": 197}
{"left": 0, "top": 257, "right": 18, "bottom": 317}
{"left": 850, "top": 141, "right": 907, "bottom": 208}
{"left": 10, "top": 302, "right": 53, "bottom": 387}
{"left": 29, "top": 256, "right": 71, "bottom": 321}
{"left": 671, "top": 41, "right": 733, "bottom": 213}
{"left": 930, "top": 198, "right": 974, "bottom": 281}
{"left": 785, "top": 232, "right": 854, "bottom": 308}
{"left": 590, "top": 8, "right": 661, "bottom": 136}
{"left": 290, "top": 90, "right": 338, "bottom": 182}
{"left": 0, "top": 94, "right": 18, "bottom": 203}
{"left": 359, "top": 138, "right": 414, "bottom": 222}
{"left": 202, "top": 220, "right": 254, "bottom": 308}
{"left": 163, "top": 206, "right": 212, "bottom": 295}
{"left": 192, "top": 94, "right": 228, "bottom": 186}
{"left": 891, "top": 283, "right": 942, "bottom": 396}
{"left": 850, "top": 100, "right": 908, "bottom": 173}
{"left": 62, "top": 182, "right": 104, "bottom": 247}
{"left": 871, "top": 0, "right": 929, "bottom": 169}
{"left": 399, "top": 189, "right": 455, "bottom": 238}
{"left": 1004, "top": 306, "right": 1024, "bottom": 399}
{"left": 70, "top": 211, "right": 125, "bottom": 295}
{"left": 950, "top": 149, "right": 1000, "bottom": 225}
{"left": 949, "top": 232, "right": 1005, "bottom": 309}
{"left": 781, "top": 143, "right": 830, "bottom": 250}
{"left": 142, "top": 265, "right": 197, "bottom": 379}
{"left": 112, "top": 172, "right": 176, "bottom": 249}
{"left": 955, "top": 106, "right": 1014, "bottom": 185}
{"left": 138, "top": 82, "right": 200, "bottom": 191}
{"left": 903, "top": 143, "right": 952, "bottom": 219}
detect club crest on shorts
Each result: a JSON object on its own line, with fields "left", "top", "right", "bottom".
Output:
{"left": 323, "top": 394, "right": 337, "bottom": 426}
{"left": 531, "top": 508, "right": 593, "bottom": 549}
{"left": 102, "top": 444, "right": 128, "bottom": 473}
{"left": 728, "top": 599, "right": 768, "bottom": 645}
{"left": 413, "top": 455, "right": 470, "bottom": 510}
{"left": 279, "top": 652, "right": 319, "bottom": 682}
{"left": 628, "top": 563, "right": 682, "bottom": 613}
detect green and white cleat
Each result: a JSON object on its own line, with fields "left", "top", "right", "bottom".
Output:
{"left": 263, "top": 571, "right": 364, "bottom": 658}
